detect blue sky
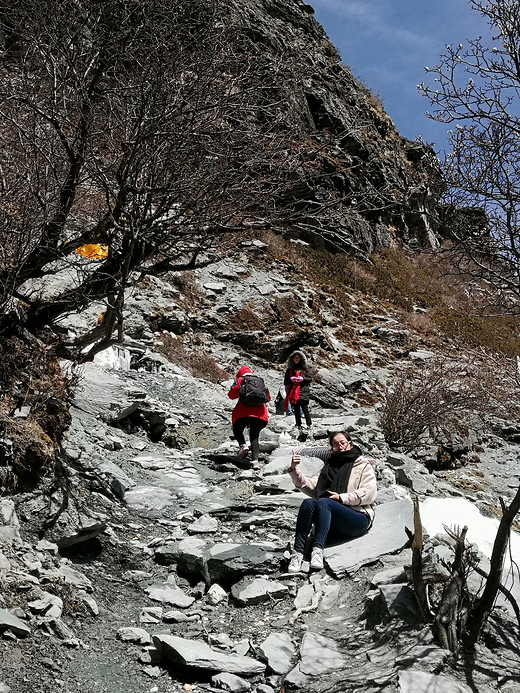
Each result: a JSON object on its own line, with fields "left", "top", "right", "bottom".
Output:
{"left": 309, "top": 0, "right": 489, "bottom": 155}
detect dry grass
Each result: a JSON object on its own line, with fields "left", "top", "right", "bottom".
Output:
{"left": 167, "top": 271, "right": 204, "bottom": 304}
{"left": 0, "top": 334, "right": 74, "bottom": 491}
{"left": 265, "top": 238, "right": 520, "bottom": 357}
{"left": 155, "top": 332, "right": 229, "bottom": 382}
{"left": 431, "top": 306, "right": 520, "bottom": 357}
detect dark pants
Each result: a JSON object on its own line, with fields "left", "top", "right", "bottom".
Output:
{"left": 294, "top": 399, "right": 311, "bottom": 428}
{"left": 294, "top": 497, "right": 370, "bottom": 552}
{"left": 232, "top": 417, "right": 266, "bottom": 461}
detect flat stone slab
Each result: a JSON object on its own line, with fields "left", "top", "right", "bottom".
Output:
{"left": 231, "top": 577, "right": 288, "bottom": 606}
{"left": 145, "top": 582, "right": 195, "bottom": 608}
{"left": 0, "top": 608, "right": 31, "bottom": 637}
{"left": 398, "top": 669, "right": 473, "bottom": 693}
{"left": 188, "top": 515, "right": 219, "bottom": 534}
{"left": 207, "top": 542, "right": 281, "bottom": 581}
{"left": 299, "top": 631, "right": 345, "bottom": 675}
{"left": 325, "top": 499, "right": 413, "bottom": 578}
{"left": 153, "top": 634, "right": 265, "bottom": 675}
{"left": 258, "top": 631, "right": 295, "bottom": 674}
{"left": 124, "top": 486, "right": 175, "bottom": 510}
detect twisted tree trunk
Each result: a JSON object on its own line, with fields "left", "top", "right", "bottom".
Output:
{"left": 434, "top": 526, "right": 468, "bottom": 653}
{"left": 467, "top": 484, "right": 520, "bottom": 643}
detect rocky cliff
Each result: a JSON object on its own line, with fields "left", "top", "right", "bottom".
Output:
{"left": 227, "top": 0, "right": 445, "bottom": 254}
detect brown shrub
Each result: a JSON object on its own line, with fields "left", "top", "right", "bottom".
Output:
{"left": 344, "top": 260, "right": 378, "bottom": 294}
{"left": 0, "top": 334, "right": 74, "bottom": 491}
{"left": 155, "top": 333, "right": 229, "bottom": 382}
{"left": 167, "top": 271, "right": 204, "bottom": 304}
{"left": 380, "top": 351, "right": 520, "bottom": 453}
{"left": 431, "top": 307, "right": 520, "bottom": 356}
{"left": 226, "top": 304, "right": 264, "bottom": 332}
{"left": 379, "top": 358, "right": 488, "bottom": 451}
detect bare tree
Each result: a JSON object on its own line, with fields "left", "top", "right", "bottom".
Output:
{"left": 0, "top": 0, "right": 311, "bottom": 347}
{"left": 467, "top": 484, "right": 520, "bottom": 642}
{"left": 418, "top": 1, "right": 520, "bottom": 309}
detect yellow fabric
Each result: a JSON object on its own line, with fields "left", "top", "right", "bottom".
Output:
{"left": 75, "top": 244, "right": 109, "bottom": 259}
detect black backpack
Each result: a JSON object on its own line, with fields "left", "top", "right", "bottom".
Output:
{"left": 238, "top": 374, "right": 269, "bottom": 406}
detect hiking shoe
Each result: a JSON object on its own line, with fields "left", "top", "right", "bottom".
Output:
{"left": 310, "top": 547, "right": 324, "bottom": 571}
{"left": 237, "top": 444, "right": 249, "bottom": 459}
{"left": 251, "top": 459, "right": 260, "bottom": 470}
{"left": 287, "top": 551, "right": 304, "bottom": 573}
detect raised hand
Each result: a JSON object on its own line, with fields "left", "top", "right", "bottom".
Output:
{"left": 290, "top": 449, "right": 301, "bottom": 471}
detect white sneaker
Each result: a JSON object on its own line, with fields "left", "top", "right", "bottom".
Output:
{"left": 310, "top": 547, "right": 324, "bottom": 571}
{"left": 287, "top": 551, "right": 304, "bottom": 573}
{"left": 237, "top": 444, "right": 249, "bottom": 459}
{"left": 251, "top": 459, "right": 260, "bottom": 470}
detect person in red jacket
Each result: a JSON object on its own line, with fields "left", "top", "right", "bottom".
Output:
{"left": 228, "top": 365, "right": 270, "bottom": 469}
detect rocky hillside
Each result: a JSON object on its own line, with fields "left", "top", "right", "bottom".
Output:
{"left": 0, "top": 236, "right": 519, "bottom": 693}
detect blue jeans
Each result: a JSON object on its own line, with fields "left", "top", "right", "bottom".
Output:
{"left": 294, "top": 497, "right": 370, "bottom": 551}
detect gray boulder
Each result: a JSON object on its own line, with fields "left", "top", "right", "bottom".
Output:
{"left": 258, "top": 632, "right": 295, "bottom": 674}
{"left": 152, "top": 634, "right": 265, "bottom": 674}
{"left": 398, "top": 669, "right": 473, "bottom": 693}
{"left": 206, "top": 543, "right": 281, "bottom": 582}
{"left": 231, "top": 577, "right": 288, "bottom": 606}
{"left": 299, "top": 631, "right": 345, "bottom": 675}
{"left": 325, "top": 499, "right": 413, "bottom": 578}
{"left": 211, "top": 672, "right": 252, "bottom": 692}
{"left": 0, "top": 609, "right": 31, "bottom": 637}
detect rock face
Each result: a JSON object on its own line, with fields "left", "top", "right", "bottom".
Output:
{"left": 226, "top": 0, "right": 445, "bottom": 255}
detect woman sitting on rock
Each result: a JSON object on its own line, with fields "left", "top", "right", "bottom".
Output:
{"left": 287, "top": 430, "right": 377, "bottom": 572}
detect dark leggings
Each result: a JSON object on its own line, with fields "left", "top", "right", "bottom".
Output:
{"left": 294, "top": 497, "right": 370, "bottom": 552}
{"left": 232, "top": 417, "right": 267, "bottom": 460}
{"left": 294, "top": 400, "right": 311, "bottom": 428}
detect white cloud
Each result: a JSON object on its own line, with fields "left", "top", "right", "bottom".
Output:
{"left": 311, "top": 0, "right": 460, "bottom": 55}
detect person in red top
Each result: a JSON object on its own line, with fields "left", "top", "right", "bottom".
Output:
{"left": 228, "top": 365, "right": 270, "bottom": 469}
